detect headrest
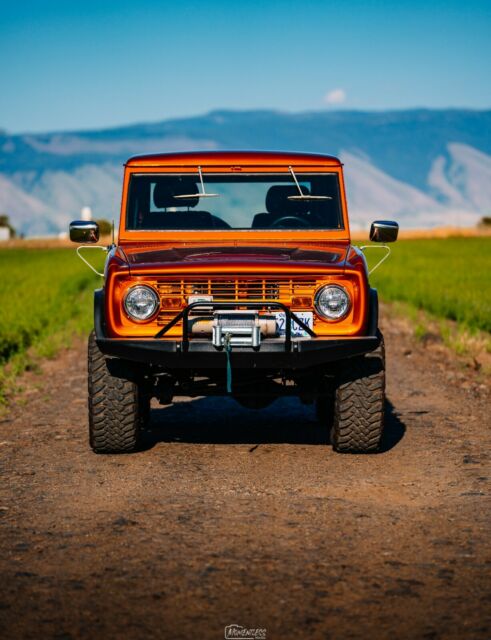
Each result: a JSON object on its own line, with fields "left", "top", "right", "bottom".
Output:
{"left": 153, "top": 181, "right": 199, "bottom": 208}
{"left": 265, "top": 185, "right": 311, "bottom": 215}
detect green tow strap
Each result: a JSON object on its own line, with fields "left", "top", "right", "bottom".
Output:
{"left": 224, "top": 333, "right": 232, "bottom": 394}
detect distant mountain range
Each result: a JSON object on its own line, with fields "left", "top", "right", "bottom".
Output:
{"left": 1, "top": 108, "right": 490, "bottom": 236}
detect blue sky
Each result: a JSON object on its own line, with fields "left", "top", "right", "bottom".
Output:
{"left": 1, "top": 0, "right": 490, "bottom": 133}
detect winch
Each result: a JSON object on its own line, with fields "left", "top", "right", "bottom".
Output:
{"left": 187, "top": 311, "right": 277, "bottom": 348}
{"left": 211, "top": 310, "right": 276, "bottom": 348}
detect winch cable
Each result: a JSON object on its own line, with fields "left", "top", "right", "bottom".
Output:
{"left": 224, "top": 332, "right": 233, "bottom": 394}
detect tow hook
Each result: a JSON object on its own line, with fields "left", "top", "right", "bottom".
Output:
{"left": 224, "top": 332, "right": 233, "bottom": 393}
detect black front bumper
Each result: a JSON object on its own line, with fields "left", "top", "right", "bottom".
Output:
{"left": 96, "top": 335, "right": 380, "bottom": 369}
{"left": 94, "top": 292, "right": 380, "bottom": 369}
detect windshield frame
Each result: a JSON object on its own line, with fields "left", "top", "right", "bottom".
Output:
{"left": 119, "top": 166, "right": 350, "bottom": 243}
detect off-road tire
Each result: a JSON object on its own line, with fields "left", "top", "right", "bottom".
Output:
{"left": 330, "top": 331, "right": 385, "bottom": 453}
{"left": 88, "top": 331, "right": 143, "bottom": 453}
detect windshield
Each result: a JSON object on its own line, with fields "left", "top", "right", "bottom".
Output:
{"left": 126, "top": 173, "right": 344, "bottom": 231}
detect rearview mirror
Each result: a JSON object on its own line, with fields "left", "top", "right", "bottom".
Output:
{"left": 369, "top": 220, "right": 399, "bottom": 243}
{"left": 69, "top": 220, "right": 99, "bottom": 243}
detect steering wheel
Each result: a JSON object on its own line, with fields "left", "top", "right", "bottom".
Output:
{"left": 270, "top": 216, "right": 310, "bottom": 229}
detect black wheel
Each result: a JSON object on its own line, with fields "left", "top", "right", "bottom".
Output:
{"left": 88, "top": 331, "right": 144, "bottom": 453}
{"left": 330, "top": 331, "right": 385, "bottom": 453}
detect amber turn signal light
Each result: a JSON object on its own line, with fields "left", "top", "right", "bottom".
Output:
{"left": 160, "top": 297, "right": 183, "bottom": 310}
{"left": 292, "top": 296, "right": 312, "bottom": 308}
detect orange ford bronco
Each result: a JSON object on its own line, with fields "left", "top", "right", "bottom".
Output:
{"left": 70, "top": 151, "right": 398, "bottom": 454}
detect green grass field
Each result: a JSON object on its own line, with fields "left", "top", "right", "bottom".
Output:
{"left": 0, "top": 237, "right": 489, "bottom": 399}
{"left": 0, "top": 248, "right": 104, "bottom": 399}
{"left": 366, "top": 237, "right": 491, "bottom": 333}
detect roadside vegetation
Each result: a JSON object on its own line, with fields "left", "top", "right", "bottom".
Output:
{"left": 364, "top": 236, "right": 491, "bottom": 372}
{"left": 366, "top": 237, "right": 491, "bottom": 333}
{"left": 0, "top": 248, "right": 104, "bottom": 402}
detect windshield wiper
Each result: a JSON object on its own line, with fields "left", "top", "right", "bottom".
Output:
{"left": 174, "top": 166, "right": 220, "bottom": 199}
{"left": 288, "top": 166, "right": 331, "bottom": 200}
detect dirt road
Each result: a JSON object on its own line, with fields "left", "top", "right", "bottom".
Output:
{"left": 0, "top": 312, "right": 490, "bottom": 640}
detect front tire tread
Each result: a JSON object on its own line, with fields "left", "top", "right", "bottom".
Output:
{"left": 88, "top": 331, "right": 141, "bottom": 453}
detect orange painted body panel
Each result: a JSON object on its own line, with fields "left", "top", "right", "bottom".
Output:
{"left": 106, "top": 151, "right": 370, "bottom": 341}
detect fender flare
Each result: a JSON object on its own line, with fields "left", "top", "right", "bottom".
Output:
{"left": 94, "top": 288, "right": 106, "bottom": 339}
{"left": 368, "top": 288, "right": 379, "bottom": 336}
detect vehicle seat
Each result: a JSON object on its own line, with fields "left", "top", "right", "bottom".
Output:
{"left": 138, "top": 181, "right": 213, "bottom": 229}
{"left": 251, "top": 185, "right": 310, "bottom": 228}
{"left": 153, "top": 181, "right": 200, "bottom": 208}
{"left": 209, "top": 215, "right": 230, "bottom": 229}
{"left": 142, "top": 211, "right": 214, "bottom": 230}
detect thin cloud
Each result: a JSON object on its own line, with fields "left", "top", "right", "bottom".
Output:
{"left": 324, "top": 88, "right": 347, "bottom": 105}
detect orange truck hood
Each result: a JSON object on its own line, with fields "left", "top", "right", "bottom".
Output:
{"left": 119, "top": 243, "right": 351, "bottom": 275}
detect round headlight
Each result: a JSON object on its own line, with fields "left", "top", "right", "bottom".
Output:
{"left": 124, "top": 285, "right": 159, "bottom": 322}
{"left": 315, "top": 284, "right": 351, "bottom": 321}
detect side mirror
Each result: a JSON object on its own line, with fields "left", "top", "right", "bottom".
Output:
{"left": 69, "top": 220, "right": 99, "bottom": 243}
{"left": 369, "top": 220, "right": 399, "bottom": 243}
